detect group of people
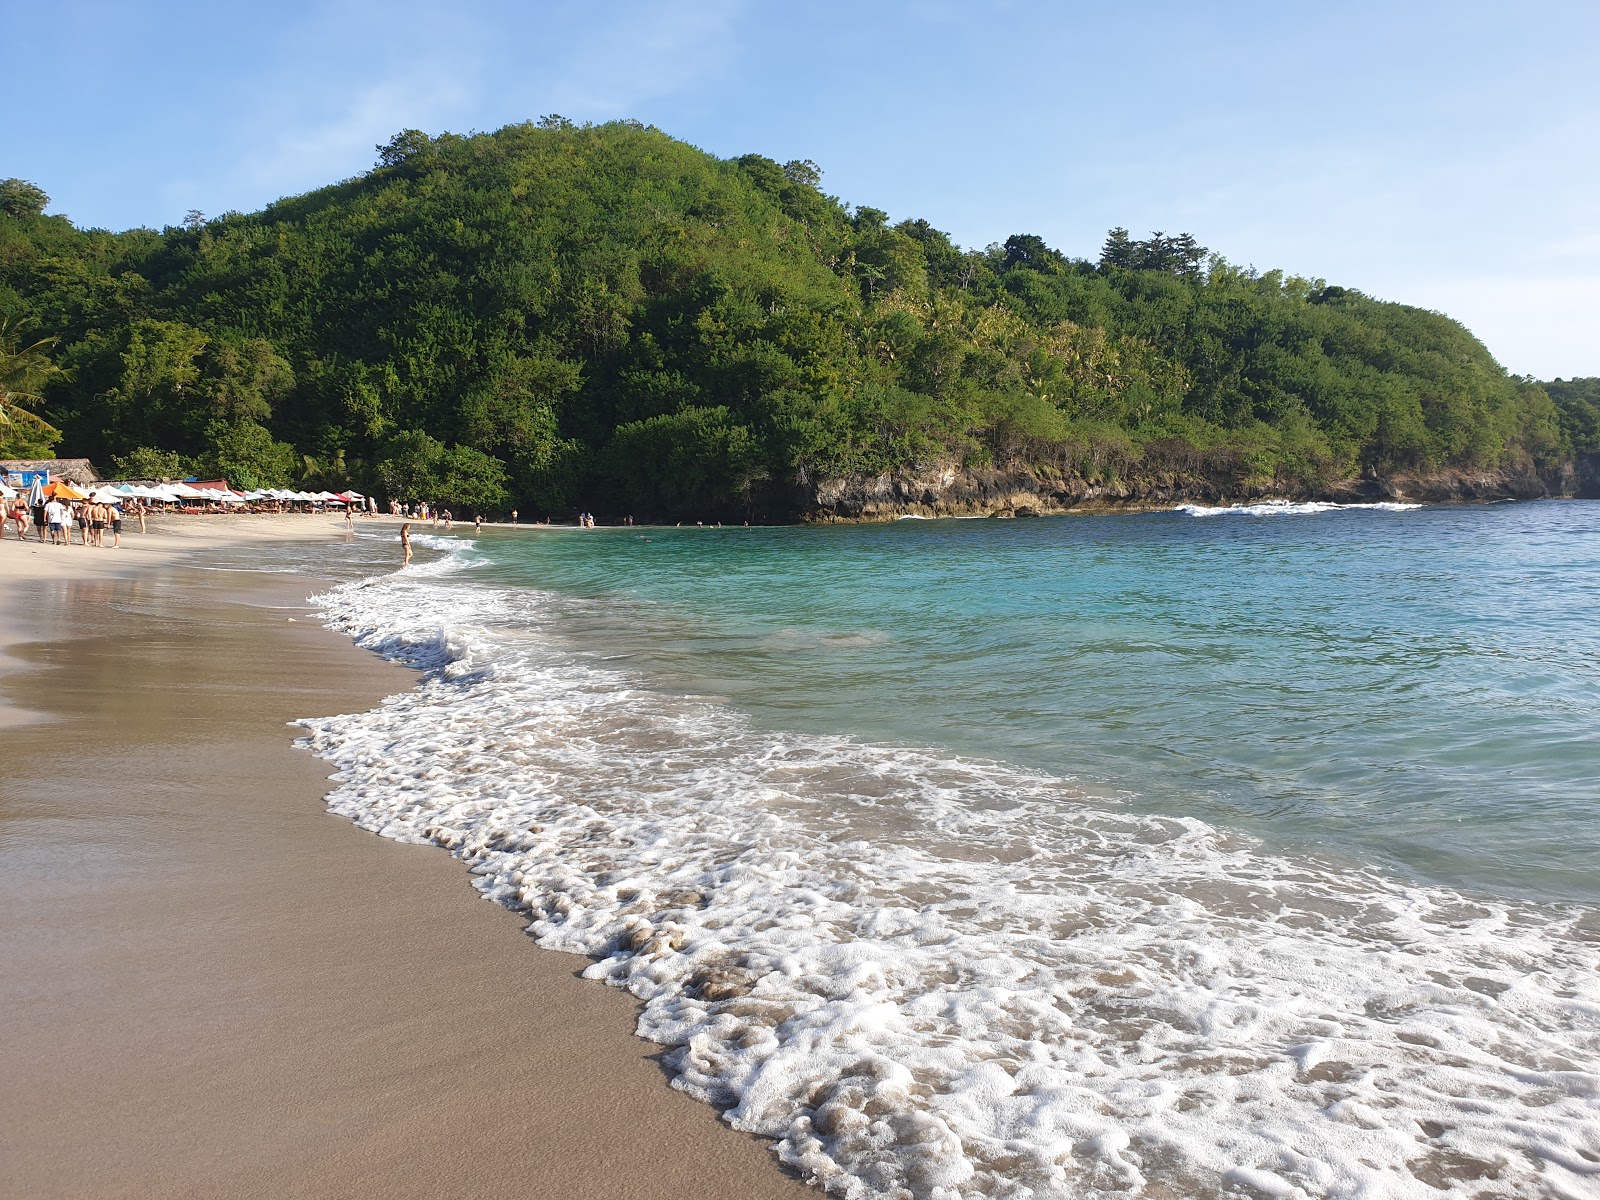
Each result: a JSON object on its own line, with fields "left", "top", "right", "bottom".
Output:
{"left": 4, "top": 496, "right": 145, "bottom": 547}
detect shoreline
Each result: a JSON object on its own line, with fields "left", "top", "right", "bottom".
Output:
{"left": 0, "top": 528, "right": 811, "bottom": 1198}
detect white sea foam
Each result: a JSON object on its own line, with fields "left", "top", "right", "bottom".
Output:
{"left": 1175, "top": 501, "right": 1424, "bottom": 517}
{"left": 300, "top": 551, "right": 1600, "bottom": 1200}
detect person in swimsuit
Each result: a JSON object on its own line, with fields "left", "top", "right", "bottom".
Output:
{"left": 400, "top": 521, "right": 412, "bottom": 565}
{"left": 109, "top": 502, "right": 123, "bottom": 548}
{"left": 90, "top": 502, "right": 106, "bottom": 547}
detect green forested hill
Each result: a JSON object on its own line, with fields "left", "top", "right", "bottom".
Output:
{"left": 0, "top": 119, "right": 1588, "bottom": 516}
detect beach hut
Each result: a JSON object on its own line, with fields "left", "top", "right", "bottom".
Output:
{"left": 0, "top": 458, "right": 101, "bottom": 487}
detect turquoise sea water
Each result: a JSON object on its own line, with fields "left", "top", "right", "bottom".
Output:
{"left": 290, "top": 498, "right": 1600, "bottom": 1197}
{"left": 467, "top": 500, "right": 1600, "bottom": 904}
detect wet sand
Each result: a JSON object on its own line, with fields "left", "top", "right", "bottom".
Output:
{"left": 0, "top": 561, "right": 811, "bottom": 1198}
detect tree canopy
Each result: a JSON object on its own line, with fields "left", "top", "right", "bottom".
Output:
{"left": 0, "top": 122, "right": 1584, "bottom": 515}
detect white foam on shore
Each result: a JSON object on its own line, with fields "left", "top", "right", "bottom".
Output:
{"left": 1175, "top": 501, "right": 1423, "bottom": 517}
{"left": 300, "top": 553, "right": 1600, "bottom": 1200}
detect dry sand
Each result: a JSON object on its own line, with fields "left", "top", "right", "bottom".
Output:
{"left": 0, "top": 519, "right": 812, "bottom": 1199}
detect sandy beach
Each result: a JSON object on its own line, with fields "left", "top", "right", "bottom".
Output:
{"left": 0, "top": 516, "right": 810, "bottom": 1199}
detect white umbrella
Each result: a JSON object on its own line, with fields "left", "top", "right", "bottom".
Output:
{"left": 0, "top": 481, "right": 15, "bottom": 499}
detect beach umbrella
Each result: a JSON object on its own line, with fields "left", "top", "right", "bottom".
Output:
{"left": 46, "top": 482, "right": 89, "bottom": 500}
{"left": 26, "top": 478, "right": 45, "bottom": 508}
{"left": 0, "top": 480, "right": 14, "bottom": 499}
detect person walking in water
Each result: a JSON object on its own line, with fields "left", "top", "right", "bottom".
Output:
{"left": 474, "top": 513, "right": 483, "bottom": 533}
{"left": 400, "top": 521, "right": 412, "bottom": 566}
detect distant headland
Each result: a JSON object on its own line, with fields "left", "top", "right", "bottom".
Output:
{"left": 2, "top": 119, "right": 1596, "bottom": 522}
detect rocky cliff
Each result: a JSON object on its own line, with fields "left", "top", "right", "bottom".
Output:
{"left": 806, "top": 454, "right": 1600, "bottom": 521}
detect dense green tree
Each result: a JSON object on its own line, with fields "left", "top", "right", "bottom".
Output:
{"left": 200, "top": 419, "right": 297, "bottom": 489}
{"left": 0, "top": 315, "right": 65, "bottom": 455}
{"left": 1543, "top": 378, "right": 1600, "bottom": 454}
{"left": 0, "top": 179, "right": 49, "bottom": 219}
{"left": 375, "top": 428, "right": 510, "bottom": 511}
{"left": 111, "top": 446, "right": 189, "bottom": 480}
{"left": 0, "top": 119, "right": 1582, "bottom": 516}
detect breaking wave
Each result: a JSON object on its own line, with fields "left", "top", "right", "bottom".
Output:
{"left": 1174, "top": 501, "right": 1424, "bottom": 517}
{"left": 298, "top": 549, "right": 1600, "bottom": 1199}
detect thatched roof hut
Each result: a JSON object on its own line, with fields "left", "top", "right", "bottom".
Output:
{"left": 0, "top": 458, "right": 101, "bottom": 486}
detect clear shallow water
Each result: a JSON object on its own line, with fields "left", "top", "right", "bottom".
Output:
{"left": 470, "top": 501, "right": 1600, "bottom": 904}
{"left": 282, "top": 505, "right": 1600, "bottom": 1200}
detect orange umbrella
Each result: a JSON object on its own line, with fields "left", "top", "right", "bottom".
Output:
{"left": 45, "top": 482, "right": 89, "bottom": 500}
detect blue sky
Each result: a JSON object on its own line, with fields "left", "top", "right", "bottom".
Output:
{"left": 9, "top": 0, "right": 1598, "bottom": 377}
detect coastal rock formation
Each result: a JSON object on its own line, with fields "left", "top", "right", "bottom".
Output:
{"left": 806, "top": 456, "right": 1596, "bottom": 520}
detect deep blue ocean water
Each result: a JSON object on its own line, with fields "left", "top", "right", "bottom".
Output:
{"left": 465, "top": 500, "right": 1600, "bottom": 904}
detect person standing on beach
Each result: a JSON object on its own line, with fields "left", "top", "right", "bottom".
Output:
{"left": 109, "top": 502, "right": 123, "bottom": 548}
{"left": 344, "top": 506, "right": 355, "bottom": 533}
{"left": 133, "top": 499, "right": 146, "bottom": 534}
{"left": 43, "top": 497, "right": 67, "bottom": 545}
{"left": 400, "top": 521, "right": 412, "bottom": 565}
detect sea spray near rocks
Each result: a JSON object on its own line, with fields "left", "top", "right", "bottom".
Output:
{"left": 298, "top": 544, "right": 1600, "bottom": 1200}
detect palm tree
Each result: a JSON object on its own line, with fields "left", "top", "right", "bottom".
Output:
{"left": 0, "top": 316, "right": 66, "bottom": 456}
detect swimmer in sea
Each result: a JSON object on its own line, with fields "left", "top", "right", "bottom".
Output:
{"left": 400, "top": 522, "right": 412, "bottom": 565}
